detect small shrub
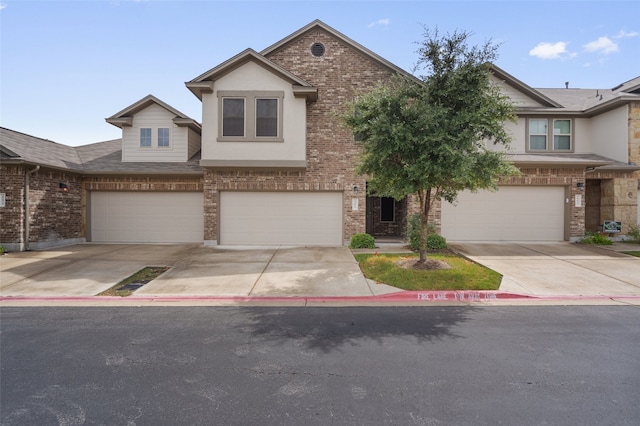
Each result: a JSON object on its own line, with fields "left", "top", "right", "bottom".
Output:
{"left": 427, "top": 233, "right": 447, "bottom": 249}
{"left": 406, "top": 213, "right": 446, "bottom": 250}
{"left": 350, "top": 233, "right": 375, "bottom": 249}
{"left": 627, "top": 225, "right": 640, "bottom": 243}
{"left": 0, "top": 245, "right": 5, "bottom": 255}
{"left": 581, "top": 232, "right": 613, "bottom": 245}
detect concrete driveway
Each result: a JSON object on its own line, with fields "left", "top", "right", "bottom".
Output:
{"left": 0, "top": 244, "right": 393, "bottom": 298}
{"left": 451, "top": 242, "right": 640, "bottom": 296}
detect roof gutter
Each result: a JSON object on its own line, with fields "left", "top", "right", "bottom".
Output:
{"left": 24, "top": 165, "right": 40, "bottom": 251}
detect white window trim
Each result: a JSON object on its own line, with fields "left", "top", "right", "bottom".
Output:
{"left": 217, "top": 90, "right": 284, "bottom": 143}
{"left": 140, "top": 128, "right": 152, "bottom": 148}
{"left": 157, "top": 127, "right": 172, "bottom": 149}
{"left": 137, "top": 127, "right": 173, "bottom": 150}
{"left": 526, "top": 118, "right": 574, "bottom": 153}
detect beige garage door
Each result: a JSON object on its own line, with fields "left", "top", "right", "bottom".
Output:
{"left": 220, "top": 192, "right": 343, "bottom": 246}
{"left": 441, "top": 186, "right": 565, "bottom": 241}
{"left": 91, "top": 192, "right": 203, "bottom": 243}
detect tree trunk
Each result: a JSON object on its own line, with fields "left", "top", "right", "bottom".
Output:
{"left": 417, "top": 188, "right": 432, "bottom": 263}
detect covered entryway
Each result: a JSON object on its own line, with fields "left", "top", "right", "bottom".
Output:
{"left": 219, "top": 191, "right": 343, "bottom": 246}
{"left": 90, "top": 192, "right": 204, "bottom": 243}
{"left": 441, "top": 186, "right": 566, "bottom": 241}
{"left": 365, "top": 196, "right": 407, "bottom": 238}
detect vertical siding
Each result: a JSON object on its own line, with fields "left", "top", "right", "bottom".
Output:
{"left": 121, "top": 103, "right": 187, "bottom": 162}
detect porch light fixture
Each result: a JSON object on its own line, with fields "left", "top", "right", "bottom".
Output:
{"left": 59, "top": 183, "right": 69, "bottom": 192}
{"left": 353, "top": 185, "right": 358, "bottom": 193}
{"left": 576, "top": 182, "right": 585, "bottom": 189}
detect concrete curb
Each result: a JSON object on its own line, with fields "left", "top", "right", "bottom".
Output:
{"left": 2, "top": 290, "right": 640, "bottom": 306}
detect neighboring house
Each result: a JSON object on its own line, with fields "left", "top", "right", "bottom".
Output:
{"left": 1, "top": 20, "right": 639, "bottom": 251}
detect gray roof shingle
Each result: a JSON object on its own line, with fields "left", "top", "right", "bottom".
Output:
{"left": 0, "top": 127, "right": 202, "bottom": 175}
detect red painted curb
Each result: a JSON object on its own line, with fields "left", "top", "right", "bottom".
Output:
{"left": 2, "top": 291, "right": 639, "bottom": 304}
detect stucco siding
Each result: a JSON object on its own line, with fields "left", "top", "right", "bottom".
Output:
{"left": 590, "top": 106, "right": 629, "bottom": 163}
{"left": 200, "top": 61, "right": 307, "bottom": 163}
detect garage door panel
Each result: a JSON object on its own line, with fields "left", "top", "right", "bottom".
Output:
{"left": 91, "top": 192, "right": 203, "bottom": 243}
{"left": 220, "top": 192, "right": 342, "bottom": 246}
{"left": 441, "top": 187, "right": 564, "bottom": 241}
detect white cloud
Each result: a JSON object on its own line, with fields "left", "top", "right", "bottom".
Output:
{"left": 583, "top": 36, "right": 619, "bottom": 54}
{"left": 368, "top": 19, "right": 390, "bottom": 29}
{"left": 614, "top": 29, "right": 639, "bottom": 39}
{"left": 0, "top": 3, "right": 7, "bottom": 10}
{"left": 529, "top": 42, "right": 569, "bottom": 59}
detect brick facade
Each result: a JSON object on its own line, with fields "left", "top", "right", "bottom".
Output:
{"left": 201, "top": 28, "right": 395, "bottom": 243}
{"left": 2, "top": 23, "right": 637, "bottom": 249}
{"left": 0, "top": 165, "right": 83, "bottom": 250}
{"left": 0, "top": 166, "right": 26, "bottom": 248}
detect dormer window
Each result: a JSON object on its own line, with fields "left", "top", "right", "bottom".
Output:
{"left": 140, "top": 128, "right": 152, "bottom": 147}
{"left": 158, "top": 128, "right": 170, "bottom": 147}
{"left": 140, "top": 127, "right": 171, "bottom": 148}
{"left": 218, "top": 91, "right": 284, "bottom": 142}
{"left": 527, "top": 118, "right": 573, "bottom": 152}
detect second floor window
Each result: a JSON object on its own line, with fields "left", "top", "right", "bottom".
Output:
{"left": 256, "top": 98, "right": 278, "bottom": 137}
{"left": 527, "top": 118, "right": 572, "bottom": 152}
{"left": 158, "top": 128, "right": 170, "bottom": 147}
{"left": 140, "top": 128, "right": 152, "bottom": 147}
{"left": 218, "top": 91, "right": 284, "bottom": 142}
{"left": 222, "top": 98, "right": 245, "bottom": 137}
{"left": 553, "top": 119, "right": 571, "bottom": 150}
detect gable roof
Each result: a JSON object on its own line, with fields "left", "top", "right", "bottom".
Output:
{"left": 186, "top": 48, "right": 318, "bottom": 100}
{"left": 491, "top": 65, "right": 562, "bottom": 108}
{"left": 0, "top": 127, "right": 203, "bottom": 175}
{"left": 261, "top": 19, "right": 422, "bottom": 85}
{"left": 106, "top": 94, "right": 201, "bottom": 132}
{"left": 536, "top": 78, "right": 640, "bottom": 116}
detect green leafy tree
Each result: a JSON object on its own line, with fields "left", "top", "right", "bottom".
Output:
{"left": 344, "top": 28, "right": 519, "bottom": 262}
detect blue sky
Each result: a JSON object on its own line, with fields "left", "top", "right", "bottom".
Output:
{"left": 1, "top": 0, "right": 638, "bottom": 146}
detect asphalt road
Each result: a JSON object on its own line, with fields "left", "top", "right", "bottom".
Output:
{"left": 1, "top": 306, "right": 639, "bottom": 425}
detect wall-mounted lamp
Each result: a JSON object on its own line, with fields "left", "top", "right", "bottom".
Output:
{"left": 59, "top": 183, "right": 69, "bottom": 193}
{"left": 576, "top": 182, "right": 585, "bottom": 190}
{"left": 353, "top": 185, "right": 358, "bottom": 193}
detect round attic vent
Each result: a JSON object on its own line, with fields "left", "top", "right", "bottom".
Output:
{"left": 311, "top": 42, "right": 325, "bottom": 57}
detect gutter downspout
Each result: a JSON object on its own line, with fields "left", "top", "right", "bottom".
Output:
{"left": 24, "top": 165, "right": 40, "bottom": 251}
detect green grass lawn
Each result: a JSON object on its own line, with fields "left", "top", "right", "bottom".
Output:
{"left": 622, "top": 251, "right": 640, "bottom": 258}
{"left": 354, "top": 253, "right": 501, "bottom": 291}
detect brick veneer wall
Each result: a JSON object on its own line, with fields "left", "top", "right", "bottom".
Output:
{"left": 83, "top": 176, "right": 203, "bottom": 192}
{"left": 203, "top": 28, "right": 396, "bottom": 243}
{"left": 0, "top": 165, "right": 83, "bottom": 249}
{"left": 0, "top": 166, "right": 26, "bottom": 247}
